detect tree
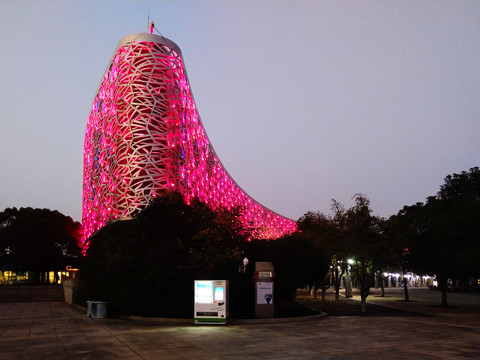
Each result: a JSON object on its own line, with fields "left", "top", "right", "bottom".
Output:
{"left": 329, "top": 198, "right": 355, "bottom": 306}
{"left": 393, "top": 167, "right": 480, "bottom": 306}
{"left": 385, "top": 204, "right": 424, "bottom": 302}
{"left": 297, "top": 210, "right": 343, "bottom": 301}
{"left": 438, "top": 167, "right": 480, "bottom": 201}
{"left": 298, "top": 195, "right": 387, "bottom": 313}
{"left": 436, "top": 167, "right": 480, "bottom": 292}
{"left": 77, "top": 191, "right": 251, "bottom": 317}
{"left": 336, "top": 194, "right": 385, "bottom": 313}
{"left": 0, "top": 207, "right": 81, "bottom": 283}
{"left": 368, "top": 218, "right": 394, "bottom": 298}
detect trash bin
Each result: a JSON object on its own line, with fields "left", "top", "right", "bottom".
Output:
{"left": 86, "top": 301, "right": 108, "bottom": 318}
{"left": 92, "top": 301, "right": 108, "bottom": 318}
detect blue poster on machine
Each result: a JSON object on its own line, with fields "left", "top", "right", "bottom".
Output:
{"left": 256, "top": 282, "right": 273, "bottom": 304}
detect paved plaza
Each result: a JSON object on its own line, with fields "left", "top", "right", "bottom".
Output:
{"left": 0, "top": 287, "right": 479, "bottom": 359}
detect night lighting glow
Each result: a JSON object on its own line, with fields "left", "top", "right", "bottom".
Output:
{"left": 82, "top": 32, "right": 297, "bottom": 249}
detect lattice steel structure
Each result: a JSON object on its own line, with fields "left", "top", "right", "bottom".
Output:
{"left": 82, "top": 32, "right": 297, "bottom": 248}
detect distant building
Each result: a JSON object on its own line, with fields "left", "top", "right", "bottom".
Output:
{"left": 82, "top": 31, "right": 297, "bottom": 248}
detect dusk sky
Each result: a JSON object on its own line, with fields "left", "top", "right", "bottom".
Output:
{"left": 1, "top": 1, "right": 479, "bottom": 223}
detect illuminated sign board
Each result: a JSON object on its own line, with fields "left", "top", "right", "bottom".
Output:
{"left": 195, "top": 281, "right": 214, "bottom": 304}
{"left": 194, "top": 280, "right": 228, "bottom": 324}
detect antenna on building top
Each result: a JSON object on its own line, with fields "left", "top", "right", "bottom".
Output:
{"left": 146, "top": 12, "right": 160, "bottom": 36}
{"left": 147, "top": 12, "right": 155, "bottom": 34}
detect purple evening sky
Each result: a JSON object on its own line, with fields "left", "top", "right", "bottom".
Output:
{"left": 0, "top": 0, "right": 479, "bottom": 222}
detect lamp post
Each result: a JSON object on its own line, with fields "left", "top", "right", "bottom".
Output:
{"left": 345, "top": 258, "right": 354, "bottom": 298}
{"left": 402, "top": 248, "right": 410, "bottom": 301}
{"left": 239, "top": 257, "right": 249, "bottom": 273}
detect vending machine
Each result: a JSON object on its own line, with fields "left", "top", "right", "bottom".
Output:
{"left": 194, "top": 280, "right": 228, "bottom": 324}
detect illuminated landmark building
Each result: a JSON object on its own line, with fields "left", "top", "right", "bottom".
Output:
{"left": 82, "top": 30, "right": 297, "bottom": 248}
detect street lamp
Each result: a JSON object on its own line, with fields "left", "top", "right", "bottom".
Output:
{"left": 402, "top": 248, "right": 410, "bottom": 301}
{"left": 239, "top": 257, "right": 249, "bottom": 273}
{"left": 345, "top": 258, "right": 354, "bottom": 298}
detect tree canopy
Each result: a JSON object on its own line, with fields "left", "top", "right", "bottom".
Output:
{"left": 0, "top": 207, "right": 81, "bottom": 283}
{"left": 77, "top": 191, "right": 251, "bottom": 317}
{"left": 391, "top": 167, "right": 480, "bottom": 304}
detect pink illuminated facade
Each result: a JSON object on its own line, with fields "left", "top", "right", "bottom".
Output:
{"left": 82, "top": 32, "right": 297, "bottom": 248}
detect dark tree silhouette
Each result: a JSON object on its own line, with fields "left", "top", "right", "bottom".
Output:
{"left": 297, "top": 211, "right": 343, "bottom": 301}
{"left": 0, "top": 207, "right": 81, "bottom": 283}
{"left": 392, "top": 167, "right": 480, "bottom": 306}
{"left": 77, "top": 191, "right": 251, "bottom": 317}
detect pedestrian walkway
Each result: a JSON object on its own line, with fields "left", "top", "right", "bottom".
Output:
{"left": 0, "top": 286, "right": 479, "bottom": 359}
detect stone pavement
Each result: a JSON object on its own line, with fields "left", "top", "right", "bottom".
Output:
{"left": 0, "top": 287, "right": 479, "bottom": 359}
